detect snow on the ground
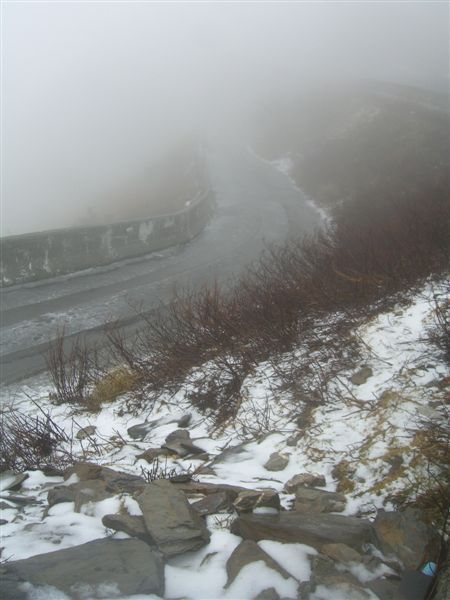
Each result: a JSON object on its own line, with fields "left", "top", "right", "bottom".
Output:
{"left": 0, "top": 278, "right": 448, "bottom": 599}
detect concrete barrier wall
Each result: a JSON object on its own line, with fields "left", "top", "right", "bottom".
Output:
{"left": 0, "top": 190, "right": 213, "bottom": 287}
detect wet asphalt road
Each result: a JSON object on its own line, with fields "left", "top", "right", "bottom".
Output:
{"left": 0, "top": 144, "right": 320, "bottom": 386}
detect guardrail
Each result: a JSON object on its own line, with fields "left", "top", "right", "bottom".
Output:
{"left": 0, "top": 189, "right": 213, "bottom": 287}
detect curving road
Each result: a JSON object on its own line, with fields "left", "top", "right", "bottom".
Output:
{"left": 0, "top": 144, "right": 321, "bottom": 386}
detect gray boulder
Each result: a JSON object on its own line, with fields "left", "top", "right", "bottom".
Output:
{"left": 230, "top": 512, "right": 373, "bottom": 551}
{"left": 47, "top": 485, "right": 75, "bottom": 507}
{"left": 191, "top": 491, "right": 231, "bottom": 516}
{"left": 298, "top": 555, "right": 372, "bottom": 599}
{"left": 3, "top": 538, "right": 164, "bottom": 599}
{"left": 0, "top": 471, "right": 29, "bottom": 492}
{"left": 163, "top": 430, "right": 206, "bottom": 458}
{"left": 225, "top": 540, "right": 292, "bottom": 588}
{"left": 233, "top": 489, "right": 280, "bottom": 513}
{"left": 48, "top": 472, "right": 145, "bottom": 510}
{"left": 135, "top": 480, "right": 210, "bottom": 556}
{"left": 373, "top": 508, "right": 441, "bottom": 570}
{"left": 136, "top": 447, "right": 172, "bottom": 463}
{"left": 284, "top": 473, "right": 326, "bottom": 493}
{"left": 350, "top": 366, "right": 373, "bottom": 385}
{"left": 76, "top": 425, "right": 96, "bottom": 440}
{"left": 264, "top": 452, "right": 290, "bottom": 472}
{"left": 321, "top": 542, "right": 363, "bottom": 563}
{"left": 102, "top": 513, "right": 150, "bottom": 542}
{"left": 127, "top": 422, "right": 154, "bottom": 440}
{"left": 294, "top": 486, "right": 346, "bottom": 513}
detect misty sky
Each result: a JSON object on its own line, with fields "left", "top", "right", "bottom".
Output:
{"left": 2, "top": 1, "right": 449, "bottom": 235}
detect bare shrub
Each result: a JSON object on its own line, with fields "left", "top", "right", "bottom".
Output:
{"left": 46, "top": 327, "right": 95, "bottom": 405}
{"left": 0, "top": 405, "right": 73, "bottom": 472}
{"left": 427, "top": 282, "right": 450, "bottom": 366}
{"left": 104, "top": 183, "right": 448, "bottom": 425}
{"left": 139, "top": 458, "right": 197, "bottom": 483}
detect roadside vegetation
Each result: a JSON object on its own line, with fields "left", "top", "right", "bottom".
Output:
{"left": 42, "top": 86, "right": 449, "bottom": 424}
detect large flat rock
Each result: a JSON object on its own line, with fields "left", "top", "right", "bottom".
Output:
{"left": 135, "top": 479, "right": 210, "bottom": 556}
{"left": 373, "top": 509, "right": 440, "bottom": 570}
{"left": 2, "top": 538, "right": 165, "bottom": 599}
{"left": 231, "top": 512, "right": 373, "bottom": 552}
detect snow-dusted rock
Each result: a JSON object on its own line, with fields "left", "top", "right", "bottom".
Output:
{"left": 0, "top": 471, "right": 29, "bottom": 492}
{"left": 75, "top": 425, "right": 96, "bottom": 440}
{"left": 294, "top": 486, "right": 346, "bottom": 513}
{"left": 350, "top": 366, "right": 373, "bottom": 385}
{"left": 233, "top": 489, "right": 280, "bottom": 513}
{"left": 102, "top": 512, "right": 150, "bottom": 542}
{"left": 373, "top": 508, "right": 440, "bottom": 570}
{"left": 163, "top": 429, "right": 206, "bottom": 458}
{"left": 2, "top": 538, "right": 165, "bottom": 599}
{"left": 224, "top": 540, "right": 292, "bottom": 589}
{"left": 321, "top": 542, "right": 363, "bottom": 564}
{"left": 284, "top": 473, "right": 326, "bottom": 493}
{"left": 231, "top": 512, "right": 373, "bottom": 551}
{"left": 191, "top": 491, "right": 231, "bottom": 516}
{"left": 135, "top": 479, "right": 210, "bottom": 556}
{"left": 299, "top": 555, "right": 373, "bottom": 599}
{"left": 264, "top": 452, "right": 290, "bottom": 472}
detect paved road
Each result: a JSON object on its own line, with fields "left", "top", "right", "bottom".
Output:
{"left": 0, "top": 144, "right": 321, "bottom": 386}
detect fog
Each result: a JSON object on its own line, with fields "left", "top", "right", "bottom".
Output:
{"left": 2, "top": 1, "right": 449, "bottom": 236}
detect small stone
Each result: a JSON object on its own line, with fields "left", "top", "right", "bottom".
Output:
{"left": 284, "top": 473, "right": 326, "bottom": 493}
{"left": 295, "top": 486, "right": 346, "bottom": 513}
{"left": 127, "top": 422, "right": 152, "bottom": 440}
{"left": 163, "top": 436, "right": 206, "bottom": 458}
{"left": 47, "top": 486, "right": 75, "bottom": 507}
{"left": 165, "top": 429, "right": 191, "bottom": 444}
{"left": 286, "top": 432, "right": 303, "bottom": 446}
{"left": 136, "top": 447, "right": 172, "bottom": 463}
{"left": 264, "top": 452, "right": 289, "bottom": 472}
{"left": 321, "top": 542, "right": 363, "bottom": 563}
{"left": 0, "top": 519, "right": 8, "bottom": 525}
{"left": 350, "top": 366, "right": 373, "bottom": 386}
{"left": 177, "top": 414, "right": 192, "bottom": 428}
{"left": 75, "top": 425, "right": 96, "bottom": 440}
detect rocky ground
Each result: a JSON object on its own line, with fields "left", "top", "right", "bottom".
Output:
{"left": 0, "top": 279, "right": 448, "bottom": 600}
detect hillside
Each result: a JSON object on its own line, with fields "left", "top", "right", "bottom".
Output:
{"left": 1, "top": 83, "right": 449, "bottom": 599}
